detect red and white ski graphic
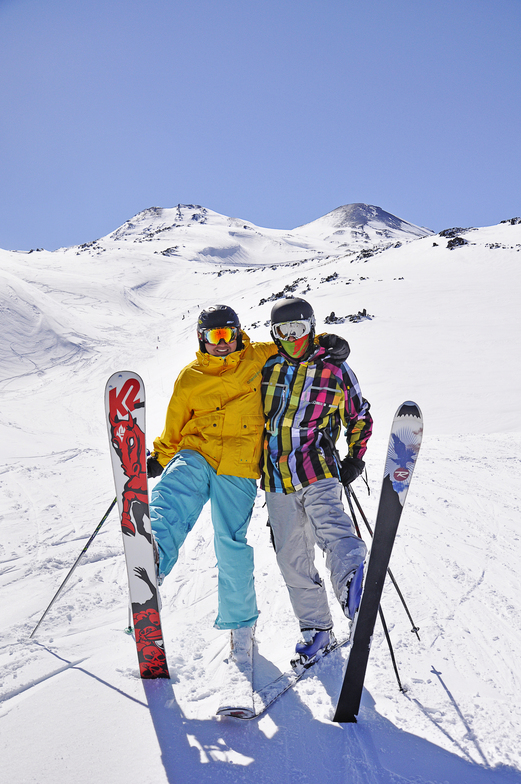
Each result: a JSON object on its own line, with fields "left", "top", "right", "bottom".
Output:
{"left": 105, "top": 371, "right": 169, "bottom": 679}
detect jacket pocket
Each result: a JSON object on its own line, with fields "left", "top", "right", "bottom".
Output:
{"left": 181, "top": 412, "right": 222, "bottom": 441}
{"left": 238, "top": 415, "right": 265, "bottom": 464}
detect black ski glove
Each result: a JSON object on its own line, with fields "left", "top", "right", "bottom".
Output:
{"left": 147, "top": 455, "right": 164, "bottom": 478}
{"left": 318, "top": 333, "right": 350, "bottom": 364}
{"left": 340, "top": 456, "right": 365, "bottom": 486}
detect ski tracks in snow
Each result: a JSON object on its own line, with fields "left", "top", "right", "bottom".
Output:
{"left": 359, "top": 434, "right": 521, "bottom": 771}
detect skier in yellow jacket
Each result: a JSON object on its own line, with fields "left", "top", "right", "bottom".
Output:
{"left": 147, "top": 305, "right": 276, "bottom": 634}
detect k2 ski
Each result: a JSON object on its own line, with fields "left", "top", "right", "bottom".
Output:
{"left": 105, "top": 371, "right": 169, "bottom": 679}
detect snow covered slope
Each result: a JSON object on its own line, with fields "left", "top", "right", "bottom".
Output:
{"left": 0, "top": 206, "right": 520, "bottom": 783}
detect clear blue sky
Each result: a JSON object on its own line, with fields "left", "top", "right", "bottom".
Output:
{"left": 1, "top": 0, "right": 520, "bottom": 250}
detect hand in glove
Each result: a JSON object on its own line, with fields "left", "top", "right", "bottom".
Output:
{"left": 147, "top": 455, "right": 164, "bottom": 478}
{"left": 318, "top": 333, "right": 350, "bottom": 364}
{"left": 340, "top": 456, "right": 365, "bottom": 486}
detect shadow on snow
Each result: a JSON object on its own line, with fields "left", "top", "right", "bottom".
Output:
{"left": 142, "top": 660, "right": 521, "bottom": 784}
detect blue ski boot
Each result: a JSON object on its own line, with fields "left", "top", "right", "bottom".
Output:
{"left": 292, "top": 629, "right": 336, "bottom": 669}
{"left": 342, "top": 561, "right": 365, "bottom": 621}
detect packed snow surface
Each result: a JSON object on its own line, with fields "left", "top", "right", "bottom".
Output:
{"left": 1, "top": 204, "right": 520, "bottom": 783}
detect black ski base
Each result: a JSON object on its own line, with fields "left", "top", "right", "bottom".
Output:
{"left": 333, "top": 401, "right": 423, "bottom": 723}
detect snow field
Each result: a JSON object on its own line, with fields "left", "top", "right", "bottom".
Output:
{"left": 1, "top": 206, "right": 520, "bottom": 783}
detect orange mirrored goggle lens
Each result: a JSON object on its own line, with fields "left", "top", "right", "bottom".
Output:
{"left": 203, "top": 326, "right": 238, "bottom": 344}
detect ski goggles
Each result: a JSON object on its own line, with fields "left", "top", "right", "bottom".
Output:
{"left": 272, "top": 319, "right": 312, "bottom": 340}
{"left": 201, "top": 326, "right": 239, "bottom": 344}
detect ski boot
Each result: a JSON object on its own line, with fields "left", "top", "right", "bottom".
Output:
{"left": 291, "top": 628, "right": 336, "bottom": 669}
{"left": 341, "top": 560, "right": 365, "bottom": 621}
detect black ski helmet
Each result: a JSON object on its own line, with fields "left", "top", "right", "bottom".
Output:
{"left": 270, "top": 297, "right": 316, "bottom": 360}
{"left": 197, "top": 304, "right": 242, "bottom": 353}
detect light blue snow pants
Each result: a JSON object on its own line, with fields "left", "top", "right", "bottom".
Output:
{"left": 266, "top": 478, "right": 367, "bottom": 631}
{"left": 150, "top": 450, "right": 258, "bottom": 630}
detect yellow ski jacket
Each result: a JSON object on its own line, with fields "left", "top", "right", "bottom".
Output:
{"left": 152, "top": 333, "right": 277, "bottom": 478}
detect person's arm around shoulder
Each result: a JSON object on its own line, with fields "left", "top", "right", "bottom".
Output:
{"left": 250, "top": 339, "right": 279, "bottom": 364}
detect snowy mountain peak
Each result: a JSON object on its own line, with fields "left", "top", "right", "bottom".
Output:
{"left": 107, "top": 204, "right": 215, "bottom": 242}
{"left": 295, "top": 203, "right": 433, "bottom": 243}
{"left": 98, "top": 202, "right": 432, "bottom": 260}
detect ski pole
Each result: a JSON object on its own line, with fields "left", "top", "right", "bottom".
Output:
{"left": 378, "top": 605, "right": 404, "bottom": 692}
{"left": 29, "top": 497, "right": 117, "bottom": 639}
{"left": 349, "top": 486, "right": 421, "bottom": 641}
{"left": 344, "top": 488, "right": 404, "bottom": 691}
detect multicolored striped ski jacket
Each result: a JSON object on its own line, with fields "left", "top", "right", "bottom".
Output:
{"left": 260, "top": 344, "right": 372, "bottom": 493}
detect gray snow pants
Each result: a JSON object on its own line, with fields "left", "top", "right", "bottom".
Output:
{"left": 265, "top": 478, "right": 367, "bottom": 631}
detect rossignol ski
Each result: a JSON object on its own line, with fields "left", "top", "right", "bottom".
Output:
{"left": 105, "top": 371, "right": 169, "bottom": 679}
{"left": 333, "top": 401, "right": 423, "bottom": 722}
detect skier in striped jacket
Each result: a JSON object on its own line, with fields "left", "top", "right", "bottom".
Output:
{"left": 260, "top": 297, "right": 373, "bottom": 664}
